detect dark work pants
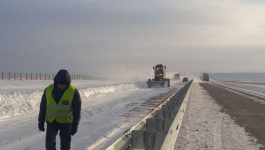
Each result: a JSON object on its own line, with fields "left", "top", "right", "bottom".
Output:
{"left": 46, "top": 121, "right": 72, "bottom": 150}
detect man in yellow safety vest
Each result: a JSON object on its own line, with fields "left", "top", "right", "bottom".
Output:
{"left": 38, "top": 69, "right": 82, "bottom": 150}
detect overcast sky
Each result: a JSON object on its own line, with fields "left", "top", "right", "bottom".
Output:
{"left": 1, "top": 0, "right": 265, "bottom": 79}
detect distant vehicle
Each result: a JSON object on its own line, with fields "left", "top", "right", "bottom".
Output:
{"left": 202, "top": 73, "right": 209, "bottom": 81}
{"left": 183, "top": 77, "right": 188, "bottom": 82}
{"left": 173, "top": 74, "right": 180, "bottom": 80}
{"left": 146, "top": 64, "right": 170, "bottom": 88}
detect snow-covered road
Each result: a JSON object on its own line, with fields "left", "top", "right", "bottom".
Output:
{"left": 0, "top": 80, "right": 184, "bottom": 150}
{"left": 2, "top": 79, "right": 264, "bottom": 150}
{"left": 175, "top": 81, "right": 262, "bottom": 150}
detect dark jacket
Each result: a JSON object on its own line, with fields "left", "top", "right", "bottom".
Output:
{"left": 38, "top": 70, "right": 82, "bottom": 125}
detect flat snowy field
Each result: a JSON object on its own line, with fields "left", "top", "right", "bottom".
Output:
{"left": 1, "top": 79, "right": 264, "bottom": 150}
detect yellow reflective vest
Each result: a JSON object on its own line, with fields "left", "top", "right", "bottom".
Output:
{"left": 45, "top": 84, "right": 75, "bottom": 123}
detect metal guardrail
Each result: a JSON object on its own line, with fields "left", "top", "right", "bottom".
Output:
{"left": 107, "top": 80, "right": 193, "bottom": 150}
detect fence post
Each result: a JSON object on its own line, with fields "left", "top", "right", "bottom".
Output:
{"left": 40, "top": 74, "right": 41, "bottom": 80}
{"left": 9, "top": 72, "right": 10, "bottom": 80}
{"left": 36, "top": 73, "right": 37, "bottom": 80}
{"left": 45, "top": 74, "right": 46, "bottom": 80}
{"left": 20, "top": 73, "right": 22, "bottom": 80}
{"left": 2, "top": 72, "right": 3, "bottom": 80}
{"left": 14, "top": 72, "right": 16, "bottom": 80}
{"left": 26, "top": 73, "right": 27, "bottom": 80}
{"left": 49, "top": 74, "right": 50, "bottom": 80}
{"left": 31, "top": 73, "right": 32, "bottom": 80}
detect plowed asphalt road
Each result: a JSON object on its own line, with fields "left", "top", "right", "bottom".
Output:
{"left": 200, "top": 83, "right": 265, "bottom": 149}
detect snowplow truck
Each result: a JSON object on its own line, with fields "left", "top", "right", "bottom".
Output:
{"left": 147, "top": 64, "right": 170, "bottom": 88}
{"left": 202, "top": 73, "right": 209, "bottom": 81}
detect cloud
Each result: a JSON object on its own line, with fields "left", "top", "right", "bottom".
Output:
{"left": 0, "top": 0, "right": 265, "bottom": 79}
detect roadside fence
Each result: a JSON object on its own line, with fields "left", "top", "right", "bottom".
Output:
{"left": 1, "top": 72, "right": 108, "bottom": 81}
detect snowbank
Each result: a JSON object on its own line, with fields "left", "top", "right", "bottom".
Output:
{"left": 0, "top": 81, "right": 146, "bottom": 119}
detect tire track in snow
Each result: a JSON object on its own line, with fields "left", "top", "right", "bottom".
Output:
{"left": 214, "top": 115, "right": 223, "bottom": 150}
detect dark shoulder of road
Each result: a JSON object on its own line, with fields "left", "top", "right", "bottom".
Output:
{"left": 200, "top": 83, "right": 265, "bottom": 149}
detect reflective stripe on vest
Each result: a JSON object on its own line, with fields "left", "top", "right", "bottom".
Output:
{"left": 46, "top": 106, "right": 72, "bottom": 110}
{"left": 45, "top": 84, "right": 76, "bottom": 123}
{"left": 46, "top": 112, "right": 73, "bottom": 117}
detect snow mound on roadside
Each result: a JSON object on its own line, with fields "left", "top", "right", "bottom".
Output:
{"left": 0, "top": 82, "right": 145, "bottom": 119}
{"left": 80, "top": 83, "right": 145, "bottom": 98}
